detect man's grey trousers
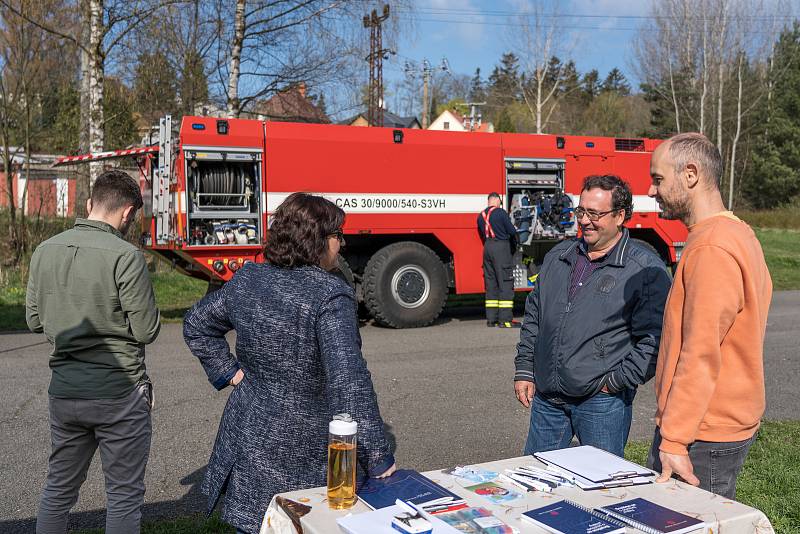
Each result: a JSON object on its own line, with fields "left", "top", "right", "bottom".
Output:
{"left": 36, "top": 383, "right": 152, "bottom": 534}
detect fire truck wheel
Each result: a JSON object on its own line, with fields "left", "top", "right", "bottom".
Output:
{"left": 363, "top": 242, "right": 448, "bottom": 328}
{"left": 332, "top": 254, "right": 355, "bottom": 290}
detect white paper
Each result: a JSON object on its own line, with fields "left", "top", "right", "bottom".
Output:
{"left": 534, "top": 446, "right": 653, "bottom": 483}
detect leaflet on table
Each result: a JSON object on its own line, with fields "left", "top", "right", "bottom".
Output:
{"left": 533, "top": 446, "right": 654, "bottom": 484}
{"left": 445, "top": 466, "right": 500, "bottom": 485}
{"left": 358, "top": 469, "right": 466, "bottom": 510}
{"left": 436, "top": 507, "right": 518, "bottom": 534}
{"left": 598, "top": 498, "right": 706, "bottom": 534}
{"left": 463, "top": 481, "right": 523, "bottom": 504}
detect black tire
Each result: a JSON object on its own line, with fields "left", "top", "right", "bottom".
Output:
{"left": 363, "top": 242, "right": 448, "bottom": 328}
{"left": 332, "top": 254, "right": 355, "bottom": 290}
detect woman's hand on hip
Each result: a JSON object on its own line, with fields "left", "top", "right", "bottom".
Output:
{"left": 229, "top": 369, "right": 245, "bottom": 387}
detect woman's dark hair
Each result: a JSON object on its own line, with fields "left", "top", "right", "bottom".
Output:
{"left": 581, "top": 174, "right": 633, "bottom": 221}
{"left": 265, "top": 192, "right": 345, "bottom": 268}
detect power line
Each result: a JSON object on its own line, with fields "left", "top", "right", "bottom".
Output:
{"left": 394, "top": 6, "right": 796, "bottom": 22}
{"left": 392, "top": 14, "right": 792, "bottom": 35}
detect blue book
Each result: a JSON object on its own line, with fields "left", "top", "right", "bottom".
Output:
{"left": 521, "top": 500, "right": 625, "bottom": 534}
{"left": 358, "top": 470, "right": 465, "bottom": 510}
{"left": 599, "top": 498, "right": 705, "bottom": 534}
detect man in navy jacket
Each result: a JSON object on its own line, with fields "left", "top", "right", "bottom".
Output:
{"left": 513, "top": 175, "right": 671, "bottom": 457}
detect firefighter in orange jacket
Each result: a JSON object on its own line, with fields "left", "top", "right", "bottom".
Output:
{"left": 477, "top": 192, "right": 520, "bottom": 328}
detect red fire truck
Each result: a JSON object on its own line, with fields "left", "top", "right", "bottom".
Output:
{"left": 56, "top": 115, "right": 687, "bottom": 328}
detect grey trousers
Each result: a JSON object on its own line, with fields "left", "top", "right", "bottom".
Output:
{"left": 646, "top": 426, "right": 756, "bottom": 500}
{"left": 36, "top": 383, "right": 152, "bottom": 534}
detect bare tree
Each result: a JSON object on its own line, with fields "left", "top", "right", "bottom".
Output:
{"left": 511, "top": 4, "right": 574, "bottom": 134}
{"left": 215, "top": 1, "right": 414, "bottom": 120}
{"left": 226, "top": 0, "right": 246, "bottom": 117}
{"left": 0, "top": 0, "right": 173, "bottom": 187}
{"left": 0, "top": 0, "right": 67, "bottom": 256}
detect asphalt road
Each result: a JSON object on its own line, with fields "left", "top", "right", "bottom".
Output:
{"left": 1, "top": 291, "right": 797, "bottom": 532}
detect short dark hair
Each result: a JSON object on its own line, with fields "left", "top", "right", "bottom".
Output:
{"left": 265, "top": 192, "right": 345, "bottom": 268}
{"left": 581, "top": 175, "right": 633, "bottom": 221}
{"left": 667, "top": 132, "right": 723, "bottom": 189}
{"left": 91, "top": 170, "right": 143, "bottom": 212}
{"left": 488, "top": 192, "right": 500, "bottom": 200}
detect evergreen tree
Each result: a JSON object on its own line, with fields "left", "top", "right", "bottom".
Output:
{"left": 134, "top": 51, "right": 178, "bottom": 124}
{"left": 105, "top": 78, "right": 139, "bottom": 149}
{"left": 582, "top": 69, "right": 600, "bottom": 102}
{"left": 544, "top": 56, "right": 563, "bottom": 92}
{"left": 469, "top": 67, "right": 485, "bottom": 102}
{"left": 179, "top": 49, "right": 209, "bottom": 116}
{"left": 495, "top": 107, "right": 516, "bottom": 132}
{"left": 488, "top": 52, "right": 520, "bottom": 103}
{"left": 559, "top": 61, "right": 581, "bottom": 96}
{"left": 743, "top": 23, "right": 800, "bottom": 208}
{"left": 47, "top": 84, "right": 81, "bottom": 153}
{"left": 602, "top": 68, "right": 631, "bottom": 96}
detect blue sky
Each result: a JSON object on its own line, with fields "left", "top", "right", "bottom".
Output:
{"left": 384, "top": 0, "right": 653, "bottom": 96}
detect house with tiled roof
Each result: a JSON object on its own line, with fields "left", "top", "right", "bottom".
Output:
{"left": 342, "top": 110, "right": 421, "bottom": 129}
{"left": 428, "top": 109, "right": 494, "bottom": 132}
{"left": 250, "top": 83, "right": 330, "bottom": 123}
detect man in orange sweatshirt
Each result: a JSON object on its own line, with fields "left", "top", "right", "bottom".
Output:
{"left": 646, "top": 132, "right": 772, "bottom": 499}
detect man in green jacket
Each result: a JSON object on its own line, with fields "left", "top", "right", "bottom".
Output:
{"left": 26, "top": 169, "right": 161, "bottom": 534}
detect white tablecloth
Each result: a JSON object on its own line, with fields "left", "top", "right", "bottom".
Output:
{"left": 260, "top": 455, "right": 774, "bottom": 534}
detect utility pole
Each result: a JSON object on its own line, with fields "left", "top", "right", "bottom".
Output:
{"left": 465, "top": 101, "right": 486, "bottom": 131}
{"left": 421, "top": 60, "right": 431, "bottom": 129}
{"left": 406, "top": 57, "right": 449, "bottom": 129}
{"left": 363, "top": 5, "right": 392, "bottom": 127}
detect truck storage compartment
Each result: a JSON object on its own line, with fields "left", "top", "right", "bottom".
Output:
{"left": 506, "top": 157, "right": 576, "bottom": 289}
{"left": 184, "top": 149, "right": 262, "bottom": 246}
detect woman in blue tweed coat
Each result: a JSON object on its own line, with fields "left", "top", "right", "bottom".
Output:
{"left": 183, "top": 193, "right": 396, "bottom": 534}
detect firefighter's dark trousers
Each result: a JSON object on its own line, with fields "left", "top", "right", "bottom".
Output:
{"left": 483, "top": 238, "right": 514, "bottom": 323}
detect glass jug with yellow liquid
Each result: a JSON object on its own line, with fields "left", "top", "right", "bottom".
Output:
{"left": 327, "top": 413, "right": 357, "bottom": 509}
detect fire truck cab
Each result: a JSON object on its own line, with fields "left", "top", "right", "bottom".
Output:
{"left": 57, "top": 115, "right": 687, "bottom": 328}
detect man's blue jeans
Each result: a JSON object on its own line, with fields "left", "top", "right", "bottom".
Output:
{"left": 523, "top": 389, "right": 635, "bottom": 458}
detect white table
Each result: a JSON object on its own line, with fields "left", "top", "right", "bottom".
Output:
{"left": 260, "top": 455, "right": 774, "bottom": 534}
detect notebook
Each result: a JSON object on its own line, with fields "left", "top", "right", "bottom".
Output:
{"left": 598, "top": 498, "right": 706, "bottom": 534}
{"left": 358, "top": 470, "right": 465, "bottom": 510}
{"left": 521, "top": 500, "right": 625, "bottom": 534}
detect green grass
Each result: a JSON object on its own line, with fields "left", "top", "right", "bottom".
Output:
{"left": 151, "top": 268, "right": 207, "bottom": 322}
{"left": 738, "top": 205, "right": 800, "bottom": 230}
{"left": 624, "top": 420, "right": 800, "bottom": 533}
{"left": 72, "top": 512, "right": 233, "bottom": 534}
{"left": 753, "top": 228, "right": 800, "bottom": 291}
{"left": 0, "top": 264, "right": 207, "bottom": 332}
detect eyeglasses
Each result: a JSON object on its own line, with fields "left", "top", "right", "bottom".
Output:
{"left": 574, "top": 207, "right": 619, "bottom": 221}
{"left": 329, "top": 229, "right": 344, "bottom": 242}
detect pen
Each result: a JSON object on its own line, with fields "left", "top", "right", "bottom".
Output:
{"left": 510, "top": 473, "right": 558, "bottom": 490}
{"left": 516, "top": 467, "right": 567, "bottom": 485}
{"left": 504, "top": 472, "right": 553, "bottom": 493}
{"left": 498, "top": 473, "right": 530, "bottom": 492}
